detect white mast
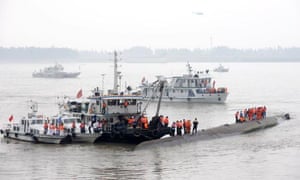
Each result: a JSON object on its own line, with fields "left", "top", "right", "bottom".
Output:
{"left": 113, "top": 51, "right": 119, "bottom": 93}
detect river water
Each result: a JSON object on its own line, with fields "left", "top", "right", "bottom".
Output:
{"left": 0, "top": 62, "right": 300, "bottom": 179}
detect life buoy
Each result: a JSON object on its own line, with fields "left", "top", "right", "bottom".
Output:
{"left": 134, "top": 131, "right": 141, "bottom": 137}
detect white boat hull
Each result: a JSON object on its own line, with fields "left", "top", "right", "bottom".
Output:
{"left": 32, "top": 72, "right": 80, "bottom": 78}
{"left": 34, "top": 134, "right": 72, "bottom": 144}
{"left": 3, "top": 131, "right": 36, "bottom": 143}
{"left": 142, "top": 93, "right": 228, "bottom": 103}
{"left": 71, "top": 133, "right": 102, "bottom": 143}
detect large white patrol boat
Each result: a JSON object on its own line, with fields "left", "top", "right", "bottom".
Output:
{"left": 32, "top": 63, "right": 80, "bottom": 78}
{"left": 139, "top": 63, "right": 228, "bottom": 103}
{"left": 213, "top": 64, "right": 229, "bottom": 72}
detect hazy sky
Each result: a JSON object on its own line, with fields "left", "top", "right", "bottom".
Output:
{"left": 1, "top": 0, "right": 299, "bottom": 50}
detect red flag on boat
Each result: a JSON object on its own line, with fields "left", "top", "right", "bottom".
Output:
{"left": 76, "top": 89, "right": 83, "bottom": 98}
{"left": 8, "top": 115, "right": 14, "bottom": 122}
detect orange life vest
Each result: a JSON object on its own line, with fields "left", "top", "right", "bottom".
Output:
{"left": 80, "top": 123, "right": 85, "bottom": 129}
{"left": 124, "top": 101, "right": 129, "bottom": 107}
{"left": 44, "top": 123, "right": 48, "bottom": 129}
{"left": 102, "top": 103, "right": 107, "bottom": 108}
{"left": 240, "top": 116, "right": 245, "bottom": 122}
{"left": 163, "top": 117, "right": 169, "bottom": 125}
{"left": 128, "top": 118, "right": 134, "bottom": 125}
{"left": 59, "top": 125, "right": 64, "bottom": 131}
{"left": 50, "top": 124, "right": 55, "bottom": 130}
{"left": 72, "top": 122, "right": 76, "bottom": 129}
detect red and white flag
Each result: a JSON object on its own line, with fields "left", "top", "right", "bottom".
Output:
{"left": 76, "top": 89, "right": 83, "bottom": 99}
{"left": 8, "top": 115, "right": 14, "bottom": 122}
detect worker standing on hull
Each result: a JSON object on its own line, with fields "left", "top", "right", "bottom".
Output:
{"left": 192, "top": 118, "right": 199, "bottom": 135}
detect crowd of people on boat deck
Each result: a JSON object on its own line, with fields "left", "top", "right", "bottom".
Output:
{"left": 41, "top": 113, "right": 201, "bottom": 137}
{"left": 43, "top": 122, "right": 65, "bottom": 136}
{"left": 170, "top": 118, "right": 199, "bottom": 136}
{"left": 126, "top": 114, "right": 200, "bottom": 136}
{"left": 235, "top": 106, "right": 267, "bottom": 123}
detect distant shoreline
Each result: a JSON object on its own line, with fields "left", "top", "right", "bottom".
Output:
{"left": 1, "top": 46, "right": 300, "bottom": 63}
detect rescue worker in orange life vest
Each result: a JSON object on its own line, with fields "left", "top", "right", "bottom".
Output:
{"left": 80, "top": 122, "right": 85, "bottom": 134}
{"left": 124, "top": 100, "right": 129, "bottom": 113}
{"left": 102, "top": 101, "right": 107, "bottom": 114}
{"left": 71, "top": 121, "right": 76, "bottom": 134}
{"left": 127, "top": 116, "right": 134, "bottom": 127}
{"left": 177, "top": 120, "right": 183, "bottom": 136}
{"left": 239, "top": 111, "right": 245, "bottom": 122}
{"left": 163, "top": 116, "right": 169, "bottom": 127}
{"left": 262, "top": 106, "right": 267, "bottom": 119}
{"left": 43, "top": 121, "right": 48, "bottom": 135}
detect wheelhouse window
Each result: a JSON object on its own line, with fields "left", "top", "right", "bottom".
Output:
{"left": 107, "top": 99, "right": 117, "bottom": 106}
{"left": 196, "top": 89, "right": 203, "bottom": 94}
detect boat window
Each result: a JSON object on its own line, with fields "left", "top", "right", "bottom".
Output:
{"left": 196, "top": 89, "right": 203, "bottom": 94}
{"left": 108, "top": 100, "right": 117, "bottom": 106}
{"left": 181, "top": 90, "right": 184, "bottom": 93}
{"left": 195, "top": 79, "right": 199, "bottom": 87}
{"left": 208, "top": 78, "right": 211, "bottom": 83}
{"left": 190, "top": 79, "right": 195, "bottom": 87}
{"left": 63, "top": 119, "right": 72, "bottom": 123}
{"left": 37, "top": 119, "right": 44, "bottom": 124}
{"left": 188, "top": 90, "right": 195, "bottom": 97}
{"left": 175, "top": 79, "right": 183, "bottom": 87}
{"left": 81, "top": 103, "right": 89, "bottom": 113}
{"left": 128, "top": 99, "right": 137, "bottom": 105}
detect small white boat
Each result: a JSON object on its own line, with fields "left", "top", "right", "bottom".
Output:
{"left": 213, "top": 64, "right": 229, "bottom": 72}
{"left": 1, "top": 101, "right": 72, "bottom": 144}
{"left": 32, "top": 63, "right": 80, "bottom": 78}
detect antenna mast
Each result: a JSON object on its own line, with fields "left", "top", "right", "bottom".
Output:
{"left": 113, "top": 51, "right": 119, "bottom": 93}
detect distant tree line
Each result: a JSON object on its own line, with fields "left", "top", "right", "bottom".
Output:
{"left": 0, "top": 46, "right": 300, "bottom": 62}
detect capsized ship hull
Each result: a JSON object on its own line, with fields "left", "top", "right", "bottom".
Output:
{"left": 135, "top": 114, "right": 288, "bottom": 150}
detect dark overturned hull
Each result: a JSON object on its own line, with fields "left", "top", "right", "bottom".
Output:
{"left": 135, "top": 115, "right": 286, "bottom": 150}
{"left": 95, "top": 127, "right": 171, "bottom": 144}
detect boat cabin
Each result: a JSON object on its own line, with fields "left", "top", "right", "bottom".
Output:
{"left": 6, "top": 115, "right": 48, "bottom": 136}
{"left": 87, "top": 96, "right": 143, "bottom": 115}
